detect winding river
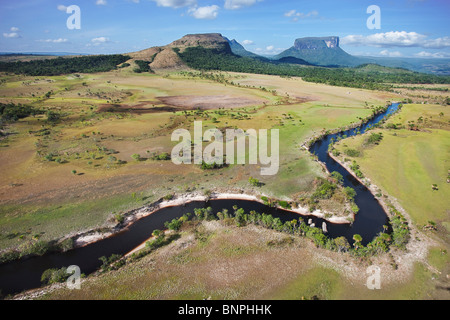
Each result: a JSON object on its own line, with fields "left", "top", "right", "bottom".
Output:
{"left": 0, "top": 102, "right": 400, "bottom": 296}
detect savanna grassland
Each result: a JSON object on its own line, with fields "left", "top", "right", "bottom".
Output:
{"left": 1, "top": 58, "right": 449, "bottom": 300}
{"left": 0, "top": 65, "right": 394, "bottom": 250}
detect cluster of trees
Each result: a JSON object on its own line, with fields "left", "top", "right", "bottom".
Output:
{"left": 366, "top": 132, "right": 383, "bottom": 145}
{"left": 0, "top": 102, "right": 43, "bottom": 121}
{"left": 173, "top": 205, "right": 401, "bottom": 256}
{"left": 0, "top": 54, "right": 131, "bottom": 76}
{"left": 151, "top": 152, "right": 171, "bottom": 161}
{"left": 200, "top": 160, "right": 225, "bottom": 170}
{"left": 31, "top": 201, "right": 410, "bottom": 284}
{"left": 176, "top": 47, "right": 450, "bottom": 91}
{"left": 133, "top": 60, "right": 153, "bottom": 73}
{"left": 0, "top": 237, "right": 74, "bottom": 264}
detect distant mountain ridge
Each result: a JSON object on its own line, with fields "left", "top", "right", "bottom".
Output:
{"left": 274, "top": 36, "right": 365, "bottom": 67}
{"left": 127, "top": 33, "right": 450, "bottom": 75}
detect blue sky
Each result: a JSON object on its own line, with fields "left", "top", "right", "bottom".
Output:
{"left": 1, "top": 0, "right": 449, "bottom": 58}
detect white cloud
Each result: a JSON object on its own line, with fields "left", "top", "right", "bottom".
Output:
{"left": 255, "top": 45, "right": 285, "bottom": 55}
{"left": 422, "top": 37, "right": 450, "bottom": 49}
{"left": 341, "top": 31, "right": 450, "bottom": 49}
{"left": 37, "top": 38, "right": 69, "bottom": 43}
{"left": 89, "top": 37, "right": 111, "bottom": 47}
{"left": 96, "top": 0, "right": 107, "bottom": 5}
{"left": 150, "top": 0, "right": 197, "bottom": 9}
{"left": 241, "top": 39, "right": 254, "bottom": 45}
{"left": 92, "top": 37, "right": 110, "bottom": 43}
{"left": 3, "top": 32, "right": 20, "bottom": 39}
{"left": 3, "top": 26, "right": 22, "bottom": 38}
{"left": 415, "top": 51, "right": 450, "bottom": 58}
{"left": 188, "top": 5, "right": 219, "bottom": 19}
{"left": 284, "top": 9, "right": 318, "bottom": 21}
{"left": 379, "top": 49, "right": 403, "bottom": 57}
{"left": 57, "top": 4, "right": 67, "bottom": 11}
{"left": 224, "top": 0, "right": 261, "bottom": 10}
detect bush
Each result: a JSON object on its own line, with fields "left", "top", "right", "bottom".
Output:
{"left": 41, "top": 267, "right": 70, "bottom": 285}
{"left": 312, "top": 179, "right": 337, "bottom": 199}
{"left": 248, "top": 176, "right": 261, "bottom": 187}
{"left": 344, "top": 148, "right": 360, "bottom": 157}
{"left": 200, "top": 161, "right": 223, "bottom": 170}
{"left": 131, "top": 153, "right": 141, "bottom": 161}
{"left": 46, "top": 110, "right": 61, "bottom": 123}
{"left": 366, "top": 132, "right": 383, "bottom": 145}
{"left": 165, "top": 218, "right": 183, "bottom": 231}
{"left": 277, "top": 200, "right": 291, "bottom": 209}
{"left": 152, "top": 152, "right": 171, "bottom": 161}
{"left": 1, "top": 103, "right": 43, "bottom": 121}
{"left": 134, "top": 60, "right": 153, "bottom": 73}
{"left": 343, "top": 186, "right": 357, "bottom": 201}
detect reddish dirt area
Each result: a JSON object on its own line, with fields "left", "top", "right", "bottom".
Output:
{"left": 98, "top": 95, "right": 264, "bottom": 114}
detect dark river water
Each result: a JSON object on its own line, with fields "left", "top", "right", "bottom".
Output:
{"left": 0, "top": 103, "right": 400, "bottom": 296}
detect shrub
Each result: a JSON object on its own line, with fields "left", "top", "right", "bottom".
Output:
{"left": 248, "top": 176, "right": 261, "bottom": 187}
{"left": 131, "top": 153, "right": 141, "bottom": 161}
{"left": 277, "top": 200, "right": 291, "bottom": 209}
{"left": 343, "top": 186, "right": 357, "bottom": 201}
{"left": 41, "top": 267, "right": 70, "bottom": 285}
{"left": 344, "top": 148, "right": 360, "bottom": 157}
{"left": 366, "top": 132, "right": 383, "bottom": 145}
{"left": 312, "top": 179, "right": 337, "bottom": 199}
{"left": 165, "top": 218, "right": 183, "bottom": 231}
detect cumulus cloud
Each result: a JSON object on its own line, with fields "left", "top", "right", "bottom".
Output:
{"left": 241, "top": 39, "right": 254, "bottom": 45}
{"left": 3, "top": 27, "right": 21, "bottom": 39}
{"left": 57, "top": 4, "right": 67, "bottom": 11}
{"left": 341, "top": 31, "right": 450, "bottom": 49}
{"left": 96, "top": 0, "right": 107, "bottom": 5}
{"left": 91, "top": 37, "right": 110, "bottom": 44}
{"left": 150, "top": 0, "right": 196, "bottom": 8}
{"left": 224, "top": 0, "right": 261, "bottom": 10}
{"left": 188, "top": 5, "right": 219, "bottom": 19}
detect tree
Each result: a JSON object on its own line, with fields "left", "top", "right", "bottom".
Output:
{"left": 334, "top": 236, "right": 351, "bottom": 252}
{"left": 353, "top": 234, "right": 363, "bottom": 249}
{"left": 343, "top": 186, "right": 357, "bottom": 201}
{"left": 248, "top": 176, "right": 261, "bottom": 187}
{"left": 331, "top": 171, "right": 343, "bottom": 184}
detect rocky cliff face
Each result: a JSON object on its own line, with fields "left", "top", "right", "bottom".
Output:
{"left": 128, "top": 33, "right": 232, "bottom": 70}
{"left": 169, "top": 33, "right": 231, "bottom": 53}
{"left": 294, "top": 36, "right": 339, "bottom": 50}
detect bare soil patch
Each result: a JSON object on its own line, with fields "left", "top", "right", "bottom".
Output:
{"left": 98, "top": 94, "right": 264, "bottom": 114}
{"left": 157, "top": 94, "right": 263, "bottom": 110}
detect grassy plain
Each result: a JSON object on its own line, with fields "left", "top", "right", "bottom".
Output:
{"left": 0, "top": 68, "right": 394, "bottom": 250}
{"left": 39, "top": 221, "right": 450, "bottom": 300}
{"left": 2, "top": 65, "right": 449, "bottom": 300}
{"left": 333, "top": 103, "right": 449, "bottom": 229}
